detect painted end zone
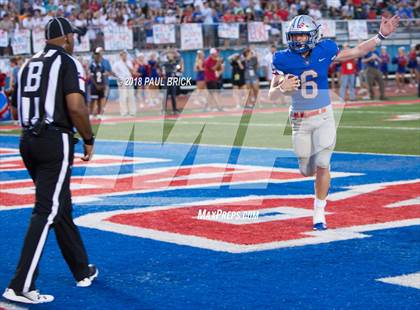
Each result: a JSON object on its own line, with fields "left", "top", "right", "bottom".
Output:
{"left": 75, "top": 181, "right": 420, "bottom": 253}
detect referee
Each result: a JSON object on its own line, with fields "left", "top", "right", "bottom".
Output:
{"left": 3, "top": 17, "right": 98, "bottom": 304}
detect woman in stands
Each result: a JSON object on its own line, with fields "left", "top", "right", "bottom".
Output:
{"left": 229, "top": 53, "right": 246, "bottom": 109}
{"left": 408, "top": 44, "right": 418, "bottom": 87}
{"left": 243, "top": 47, "right": 259, "bottom": 108}
{"left": 193, "top": 50, "right": 207, "bottom": 107}
{"left": 393, "top": 47, "right": 408, "bottom": 94}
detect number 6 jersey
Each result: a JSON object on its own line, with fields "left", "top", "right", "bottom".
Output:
{"left": 272, "top": 39, "right": 339, "bottom": 111}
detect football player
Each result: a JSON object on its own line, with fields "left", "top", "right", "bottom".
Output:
{"left": 89, "top": 51, "right": 107, "bottom": 119}
{"left": 269, "top": 15, "right": 399, "bottom": 230}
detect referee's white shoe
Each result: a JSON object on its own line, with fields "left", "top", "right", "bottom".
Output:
{"left": 2, "top": 288, "right": 54, "bottom": 304}
{"left": 76, "top": 264, "right": 99, "bottom": 287}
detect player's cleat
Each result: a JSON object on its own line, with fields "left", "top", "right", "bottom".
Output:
{"left": 2, "top": 288, "right": 54, "bottom": 304}
{"left": 313, "top": 204, "right": 327, "bottom": 231}
{"left": 313, "top": 222, "right": 328, "bottom": 231}
{"left": 76, "top": 264, "right": 99, "bottom": 287}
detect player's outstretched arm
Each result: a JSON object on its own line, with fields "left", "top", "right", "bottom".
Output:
{"left": 335, "top": 15, "right": 400, "bottom": 62}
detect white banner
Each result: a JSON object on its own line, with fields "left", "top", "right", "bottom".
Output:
{"left": 348, "top": 20, "right": 368, "bottom": 40}
{"left": 248, "top": 22, "right": 268, "bottom": 42}
{"left": 218, "top": 23, "right": 239, "bottom": 39}
{"left": 319, "top": 20, "right": 336, "bottom": 38}
{"left": 104, "top": 26, "right": 133, "bottom": 51}
{"left": 180, "top": 23, "right": 203, "bottom": 50}
{"left": 0, "top": 30, "right": 8, "bottom": 47}
{"left": 153, "top": 24, "right": 176, "bottom": 44}
{"left": 32, "top": 28, "right": 45, "bottom": 53}
{"left": 74, "top": 34, "right": 90, "bottom": 53}
{"left": 12, "top": 29, "right": 31, "bottom": 55}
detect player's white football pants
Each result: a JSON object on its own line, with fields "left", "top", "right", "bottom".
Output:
{"left": 290, "top": 105, "right": 336, "bottom": 176}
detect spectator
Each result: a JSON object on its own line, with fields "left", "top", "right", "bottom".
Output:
{"left": 398, "top": 1, "right": 414, "bottom": 18}
{"left": 134, "top": 53, "right": 149, "bottom": 107}
{"left": 89, "top": 51, "right": 107, "bottom": 118}
{"left": 146, "top": 52, "right": 161, "bottom": 107}
{"left": 379, "top": 46, "right": 390, "bottom": 86}
{"left": 243, "top": 47, "right": 259, "bottom": 108}
{"left": 328, "top": 62, "right": 340, "bottom": 92}
{"left": 204, "top": 47, "right": 223, "bottom": 111}
{"left": 181, "top": 5, "right": 194, "bottom": 23}
{"left": 309, "top": 3, "right": 322, "bottom": 20}
{"left": 363, "top": 50, "right": 386, "bottom": 100}
{"left": 194, "top": 50, "right": 206, "bottom": 106}
{"left": 161, "top": 49, "right": 182, "bottom": 114}
{"left": 393, "top": 47, "right": 408, "bottom": 94}
{"left": 223, "top": 9, "right": 236, "bottom": 23}
{"left": 298, "top": 2, "right": 309, "bottom": 15}
{"left": 229, "top": 53, "right": 246, "bottom": 109}
{"left": 192, "top": 5, "right": 204, "bottom": 23}
{"left": 245, "top": 8, "right": 255, "bottom": 21}
{"left": 113, "top": 50, "right": 136, "bottom": 117}
{"left": 93, "top": 47, "right": 114, "bottom": 101}
{"left": 408, "top": 44, "right": 418, "bottom": 87}
{"left": 276, "top": 3, "right": 289, "bottom": 21}
{"left": 339, "top": 43, "right": 357, "bottom": 101}
{"left": 0, "top": 14, "right": 14, "bottom": 55}
{"left": 416, "top": 44, "right": 420, "bottom": 97}
{"left": 262, "top": 44, "right": 276, "bottom": 82}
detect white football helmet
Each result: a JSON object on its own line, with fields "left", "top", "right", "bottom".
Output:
{"left": 286, "top": 15, "right": 321, "bottom": 53}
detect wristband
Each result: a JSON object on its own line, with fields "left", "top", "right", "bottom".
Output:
{"left": 378, "top": 31, "right": 388, "bottom": 40}
{"left": 83, "top": 135, "right": 95, "bottom": 145}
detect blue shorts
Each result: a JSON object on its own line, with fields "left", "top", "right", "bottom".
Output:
{"left": 196, "top": 71, "right": 205, "bottom": 81}
{"left": 408, "top": 60, "right": 417, "bottom": 69}
{"left": 397, "top": 67, "right": 406, "bottom": 74}
{"left": 380, "top": 65, "right": 388, "bottom": 74}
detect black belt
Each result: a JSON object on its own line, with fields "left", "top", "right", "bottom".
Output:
{"left": 23, "top": 124, "right": 74, "bottom": 135}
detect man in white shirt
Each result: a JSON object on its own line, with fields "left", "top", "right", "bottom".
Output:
{"left": 113, "top": 51, "right": 136, "bottom": 116}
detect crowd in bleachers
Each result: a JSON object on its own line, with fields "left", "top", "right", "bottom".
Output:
{"left": 0, "top": 0, "right": 419, "bottom": 33}
{"left": 0, "top": 1, "right": 419, "bottom": 119}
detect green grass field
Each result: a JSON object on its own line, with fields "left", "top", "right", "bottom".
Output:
{"left": 2, "top": 99, "right": 419, "bottom": 155}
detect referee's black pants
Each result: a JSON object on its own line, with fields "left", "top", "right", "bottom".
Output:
{"left": 9, "top": 129, "right": 90, "bottom": 293}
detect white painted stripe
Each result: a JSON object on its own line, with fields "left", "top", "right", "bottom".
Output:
{"left": 75, "top": 212, "right": 420, "bottom": 253}
{"left": 136, "top": 120, "right": 419, "bottom": 131}
{"left": 377, "top": 272, "right": 420, "bottom": 289}
{"left": 44, "top": 56, "right": 61, "bottom": 123}
{"left": 386, "top": 197, "right": 420, "bottom": 208}
{"left": 23, "top": 134, "right": 69, "bottom": 292}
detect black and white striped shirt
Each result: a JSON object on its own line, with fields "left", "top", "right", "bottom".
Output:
{"left": 17, "top": 44, "right": 86, "bottom": 130}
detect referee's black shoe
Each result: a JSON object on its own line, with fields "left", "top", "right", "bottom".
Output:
{"left": 76, "top": 264, "right": 98, "bottom": 287}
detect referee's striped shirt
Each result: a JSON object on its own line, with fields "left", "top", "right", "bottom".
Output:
{"left": 16, "top": 44, "right": 86, "bottom": 130}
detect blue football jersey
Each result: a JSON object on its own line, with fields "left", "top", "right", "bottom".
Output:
{"left": 272, "top": 39, "right": 339, "bottom": 111}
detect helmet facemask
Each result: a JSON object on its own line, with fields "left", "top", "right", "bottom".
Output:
{"left": 287, "top": 28, "right": 320, "bottom": 54}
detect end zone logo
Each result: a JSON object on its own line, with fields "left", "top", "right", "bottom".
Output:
{"left": 75, "top": 180, "right": 420, "bottom": 253}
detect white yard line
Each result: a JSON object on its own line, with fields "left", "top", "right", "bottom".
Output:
{"left": 130, "top": 120, "right": 419, "bottom": 131}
